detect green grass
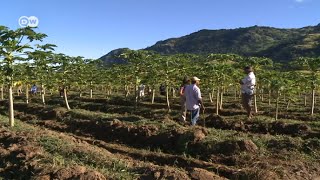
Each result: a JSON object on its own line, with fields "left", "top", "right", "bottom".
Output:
{"left": 37, "top": 135, "right": 137, "bottom": 179}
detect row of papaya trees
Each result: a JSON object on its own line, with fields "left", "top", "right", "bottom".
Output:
{"left": 115, "top": 51, "right": 320, "bottom": 121}
{"left": 1, "top": 26, "right": 320, "bottom": 126}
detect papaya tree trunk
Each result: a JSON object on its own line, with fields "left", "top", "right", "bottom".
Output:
{"left": 216, "top": 88, "right": 220, "bottom": 115}
{"left": 125, "top": 86, "right": 130, "bottom": 97}
{"left": 211, "top": 88, "right": 215, "bottom": 103}
{"left": 311, "top": 88, "right": 315, "bottom": 116}
{"left": 172, "top": 87, "right": 176, "bottom": 98}
{"left": 90, "top": 81, "right": 93, "bottom": 98}
{"left": 209, "top": 92, "right": 213, "bottom": 103}
{"left": 166, "top": 86, "right": 171, "bottom": 112}
{"left": 41, "top": 84, "right": 45, "bottom": 106}
{"left": 134, "top": 80, "right": 138, "bottom": 110}
{"left": 9, "top": 85, "right": 14, "bottom": 127}
{"left": 275, "top": 92, "right": 279, "bottom": 121}
{"left": 151, "top": 88, "right": 155, "bottom": 104}
{"left": 26, "top": 84, "right": 29, "bottom": 104}
{"left": 79, "top": 85, "right": 82, "bottom": 97}
{"left": 64, "top": 88, "right": 71, "bottom": 110}
{"left": 1, "top": 84, "right": 4, "bottom": 100}
{"left": 254, "top": 94, "right": 258, "bottom": 113}
{"left": 268, "top": 90, "right": 271, "bottom": 106}
{"left": 219, "top": 91, "right": 223, "bottom": 110}
{"left": 304, "top": 93, "right": 307, "bottom": 107}
{"left": 286, "top": 100, "right": 291, "bottom": 111}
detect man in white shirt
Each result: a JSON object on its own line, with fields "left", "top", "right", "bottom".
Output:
{"left": 184, "top": 77, "right": 205, "bottom": 126}
{"left": 240, "top": 66, "right": 256, "bottom": 119}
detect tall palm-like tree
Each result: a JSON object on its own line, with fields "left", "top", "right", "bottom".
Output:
{"left": 0, "top": 26, "right": 47, "bottom": 126}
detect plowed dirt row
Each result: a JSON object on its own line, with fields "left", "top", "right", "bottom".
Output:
{"left": 0, "top": 116, "right": 227, "bottom": 180}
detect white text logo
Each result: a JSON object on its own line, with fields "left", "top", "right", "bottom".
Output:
{"left": 18, "top": 16, "right": 39, "bottom": 27}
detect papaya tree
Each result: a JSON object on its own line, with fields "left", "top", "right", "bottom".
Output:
{"left": 259, "top": 70, "right": 275, "bottom": 106}
{"left": 110, "top": 64, "right": 131, "bottom": 97}
{"left": 202, "top": 62, "right": 233, "bottom": 115}
{"left": 99, "top": 67, "right": 116, "bottom": 98}
{"left": 154, "top": 54, "right": 186, "bottom": 112}
{"left": 295, "top": 57, "right": 320, "bottom": 116}
{"left": 143, "top": 53, "right": 162, "bottom": 104}
{"left": 119, "top": 50, "right": 151, "bottom": 110}
{"left": 13, "top": 63, "right": 34, "bottom": 104}
{"left": 72, "top": 56, "right": 88, "bottom": 97}
{"left": 282, "top": 72, "right": 300, "bottom": 111}
{"left": 0, "top": 26, "right": 46, "bottom": 126}
{"left": 27, "top": 44, "right": 56, "bottom": 105}
{"left": 201, "top": 54, "right": 239, "bottom": 115}
{"left": 85, "top": 59, "right": 101, "bottom": 98}
{"left": 53, "top": 53, "right": 78, "bottom": 110}
{"left": 270, "top": 72, "right": 287, "bottom": 120}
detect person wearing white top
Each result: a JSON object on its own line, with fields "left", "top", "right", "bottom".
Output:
{"left": 184, "top": 77, "right": 205, "bottom": 125}
{"left": 240, "top": 67, "right": 256, "bottom": 119}
{"left": 139, "top": 84, "right": 145, "bottom": 97}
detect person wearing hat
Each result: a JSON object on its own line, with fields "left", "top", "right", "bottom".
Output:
{"left": 184, "top": 76, "right": 205, "bottom": 126}
{"left": 240, "top": 66, "right": 256, "bottom": 119}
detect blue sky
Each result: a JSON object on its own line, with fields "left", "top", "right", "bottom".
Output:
{"left": 1, "top": 0, "right": 319, "bottom": 59}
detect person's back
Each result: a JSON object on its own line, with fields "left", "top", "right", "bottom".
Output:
{"left": 184, "top": 84, "right": 201, "bottom": 111}
{"left": 31, "top": 85, "right": 37, "bottom": 94}
{"left": 184, "top": 77, "right": 204, "bottom": 126}
{"left": 241, "top": 71, "right": 256, "bottom": 95}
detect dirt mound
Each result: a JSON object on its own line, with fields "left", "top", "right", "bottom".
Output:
{"left": 80, "top": 170, "right": 107, "bottom": 180}
{"left": 271, "top": 121, "right": 311, "bottom": 136}
{"left": 238, "top": 140, "right": 258, "bottom": 153}
{"left": 255, "top": 170, "right": 279, "bottom": 180}
{"left": 192, "top": 127, "right": 208, "bottom": 143}
{"left": 52, "top": 166, "right": 106, "bottom": 180}
{"left": 203, "top": 115, "right": 314, "bottom": 137}
{"left": 189, "top": 168, "right": 226, "bottom": 180}
{"left": 173, "top": 127, "right": 210, "bottom": 153}
{"left": 34, "top": 175, "right": 51, "bottom": 180}
{"left": 142, "top": 166, "right": 190, "bottom": 180}
{"left": 267, "top": 138, "right": 301, "bottom": 151}
{"left": 15, "top": 112, "right": 38, "bottom": 121}
{"left": 204, "top": 115, "right": 227, "bottom": 128}
{"left": 53, "top": 166, "right": 87, "bottom": 179}
{"left": 0, "top": 129, "right": 45, "bottom": 179}
{"left": 215, "top": 140, "right": 258, "bottom": 155}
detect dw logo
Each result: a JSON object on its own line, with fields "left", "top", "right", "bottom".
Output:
{"left": 18, "top": 16, "right": 39, "bottom": 27}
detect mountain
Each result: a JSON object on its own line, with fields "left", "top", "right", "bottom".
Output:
{"left": 100, "top": 24, "right": 320, "bottom": 64}
{"left": 99, "top": 48, "right": 130, "bottom": 66}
